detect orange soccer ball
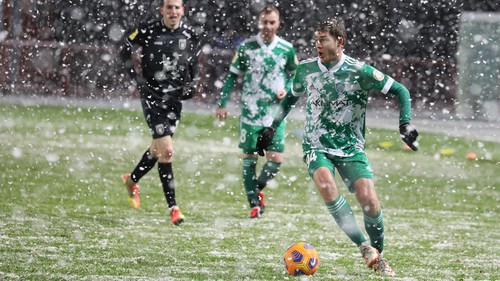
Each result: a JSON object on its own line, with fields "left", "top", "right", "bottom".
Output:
{"left": 283, "top": 242, "right": 320, "bottom": 276}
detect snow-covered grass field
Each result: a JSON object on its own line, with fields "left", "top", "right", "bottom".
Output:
{"left": 1, "top": 103, "right": 498, "bottom": 280}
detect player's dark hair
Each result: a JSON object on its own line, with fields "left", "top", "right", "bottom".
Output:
{"left": 260, "top": 4, "right": 280, "bottom": 18}
{"left": 160, "top": 0, "right": 185, "bottom": 6}
{"left": 316, "top": 18, "right": 347, "bottom": 46}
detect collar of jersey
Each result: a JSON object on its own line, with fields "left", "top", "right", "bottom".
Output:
{"left": 256, "top": 32, "right": 279, "bottom": 50}
{"left": 317, "top": 53, "right": 345, "bottom": 73}
{"left": 161, "top": 19, "right": 184, "bottom": 31}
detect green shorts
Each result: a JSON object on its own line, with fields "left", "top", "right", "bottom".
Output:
{"left": 303, "top": 150, "right": 373, "bottom": 192}
{"left": 239, "top": 121, "right": 286, "bottom": 154}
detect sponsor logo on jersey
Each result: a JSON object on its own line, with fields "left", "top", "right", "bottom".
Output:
{"left": 312, "top": 96, "right": 349, "bottom": 108}
{"left": 155, "top": 124, "right": 165, "bottom": 135}
{"left": 373, "top": 70, "right": 384, "bottom": 81}
{"left": 331, "top": 99, "right": 349, "bottom": 108}
{"left": 179, "top": 39, "right": 187, "bottom": 50}
{"left": 310, "top": 99, "right": 321, "bottom": 109}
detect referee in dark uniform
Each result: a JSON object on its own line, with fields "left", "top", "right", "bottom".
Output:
{"left": 119, "top": 0, "right": 199, "bottom": 225}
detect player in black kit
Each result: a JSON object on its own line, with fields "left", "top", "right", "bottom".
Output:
{"left": 120, "top": 0, "right": 199, "bottom": 225}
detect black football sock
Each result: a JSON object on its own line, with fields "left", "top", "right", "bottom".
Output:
{"left": 158, "top": 162, "right": 176, "bottom": 208}
{"left": 130, "top": 149, "right": 157, "bottom": 183}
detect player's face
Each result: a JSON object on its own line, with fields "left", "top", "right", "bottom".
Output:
{"left": 315, "top": 31, "right": 343, "bottom": 64}
{"left": 258, "top": 11, "right": 280, "bottom": 42}
{"left": 160, "top": 0, "right": 184, "bottom": 29}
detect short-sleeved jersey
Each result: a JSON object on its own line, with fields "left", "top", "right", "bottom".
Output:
{"left": 292, "top": 54, "right": 395, "bottom": 157}
{"left": 230, "top": 34, "right": 298, "bottom": 126}
{"left": 125, "top": 20, "right": 199, "bottom": 101}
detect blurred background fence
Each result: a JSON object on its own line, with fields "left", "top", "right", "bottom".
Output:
{"left": 0, "top": 0, "right": 498, "bottom": 117}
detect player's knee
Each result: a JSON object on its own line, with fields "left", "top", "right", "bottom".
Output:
{"left": 317, "top": 181, "right": 335, "bottom": 191}
{"left": 266, "top": 151, "right": 283, "bottom": 162}
{"left": 158, "top": 147, "right": 174, "bottom": 162}
{"left": 358, "top": 191, "right": 380, "bottom": 214}
{"left": 313, "top": 167, "right": 334, "bottom": 187}
{"left": 315, "top": 175, "right": 336, "bottom": 191}
{"left": 362, "top": 198, "right": 379, "bottom": 211}
{"left": 150, "top": 147, "right": 173, "bottom": 161}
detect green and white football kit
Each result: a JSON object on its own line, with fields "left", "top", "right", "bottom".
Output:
{"left": 266, "top": 52, "right": 412, "bottom": 258}
{"left": 218, "top": 32, "right": 298, "bottom": 211}
{"left": 218, "top": 33, "right": 298, "bottom": 153}
{"left": 274, "top": 53, "right": 412, "bottom": 191}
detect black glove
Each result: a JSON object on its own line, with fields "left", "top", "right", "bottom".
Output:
{"left": 256, "top": 127, "right": 276, "bottom": 156}
{"left": 399, "top": 123, "right": 419, "bottom": 151}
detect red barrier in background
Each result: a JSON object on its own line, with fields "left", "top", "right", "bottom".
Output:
{"left": 0, "top": 39, "right": 457, "bottom": 112}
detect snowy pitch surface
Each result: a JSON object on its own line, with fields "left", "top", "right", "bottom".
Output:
{"left": 1, "top": 104, "right": 498, "bottom": 280}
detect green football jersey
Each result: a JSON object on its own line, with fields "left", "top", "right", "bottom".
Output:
{"left": 229, "top": 34, "right": 297, "bottom": 126}
{"left": 292, "top": 54, "right": 395, "bottom": 157}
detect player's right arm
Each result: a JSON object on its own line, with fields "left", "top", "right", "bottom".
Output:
{"left": 256, "top": 63, "right": 303, "bottom": 156}
{"left": 270, "top": 91, "right": 300, "bottom": 129}
{"left": 119, "top": 27, "right": 144, "bottom": 82}
{"left": 284, "top": 48, "right": 299, "bottom": 95}
{"left": 216, "top": 44, "right": 246, "bottom": 120}
{"left": 256, "top": 89, "right": 300, "bottom": 156}
{"left": 270, "top": 63, "right": 304, "bottom": 129}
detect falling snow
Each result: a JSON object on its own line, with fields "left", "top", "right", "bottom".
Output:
{"left": 0, "top": 0, "right": 499, "bottom": 280}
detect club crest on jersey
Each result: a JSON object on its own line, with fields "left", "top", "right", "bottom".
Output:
{"left": 179, "top": 39, "right": 187, "bottom": 50}
{"left": 155, "top": 124, "right": 165, "bottom": 135}
{"left": 335, "top": 83, "right": 345, "bottom": 95}
{"left": 373, "top": 70, "right": 384, "bottom": 81}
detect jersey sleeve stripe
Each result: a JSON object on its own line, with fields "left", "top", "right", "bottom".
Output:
{"left": 277, "top": 38, "right": 294, "bottom": 48}
{"left": 229, "top": 65, "right": 242, "bottom": 75}
{"left": 300, "top": 57, "right": 317, "bottom": 65}
{"left": 291, "top": 88, "right": 302, "bottom": 97}
{"left": 381, "top": 77, "right": 394, "bottom": 94}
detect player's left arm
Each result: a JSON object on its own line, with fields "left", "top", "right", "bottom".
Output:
{"left": 361, "top": 65, "right": 419, "bottom": 151}
{"left": 387, "top": 81, "right": 419, "bottom": 151}
{"left": 387, "top": 81, "right": 411, "bottom": 125}
{"left": 181, "top": 30, "right": 201, "bottom": 100}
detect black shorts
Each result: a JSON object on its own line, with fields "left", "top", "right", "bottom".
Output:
{"left": 139, "top": 87, "right": 182, "bottom": 139}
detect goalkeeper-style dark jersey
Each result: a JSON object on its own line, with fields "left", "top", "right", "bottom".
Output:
{"left": 121, "top": 19, "right": 200, "bottom": 102}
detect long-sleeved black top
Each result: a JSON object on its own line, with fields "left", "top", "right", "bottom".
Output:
{"left": 120, "top": 19, "right": 200, "bottom": 101}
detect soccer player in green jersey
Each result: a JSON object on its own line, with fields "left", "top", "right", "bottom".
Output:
{"left": 257, "top": 18, "right": 420, "bottom": 277}
{"left": 215, "top": 5, "right": 298, "bottom": 218}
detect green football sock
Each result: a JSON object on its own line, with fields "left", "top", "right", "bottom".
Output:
{"left": 242, "top": 158, "right": 259, "bottom": 207}
{"left": 364, "top": 210, "right": 385, "bottom": 253}
{"left": 256, "top": 161, "right": 281, "bottom": 191}
{"left": 326, "top": 196, "right": 366, "bottom": 246}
